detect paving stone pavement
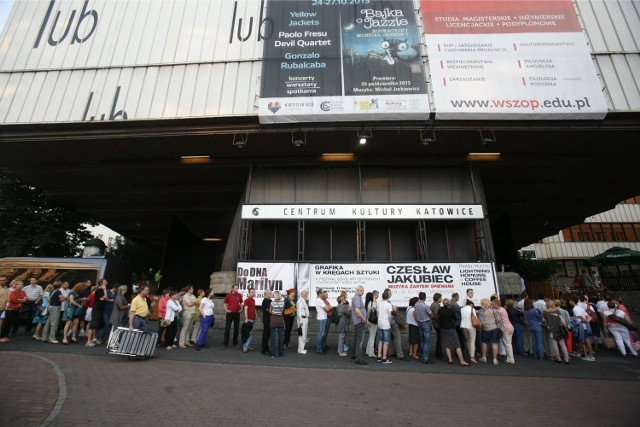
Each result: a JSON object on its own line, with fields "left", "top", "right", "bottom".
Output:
{"left": 1, "top": 327, "right": 639, "bottom": 427}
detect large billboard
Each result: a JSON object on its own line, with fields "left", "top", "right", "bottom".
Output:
{"left": 236, "top": 261, "right": 498, "bottom": 307}
{"left": 259, "top": 0, "right": 429, "bottom": 123}
{"left": 421, "top": 0, "right": 608, "bottom": 120}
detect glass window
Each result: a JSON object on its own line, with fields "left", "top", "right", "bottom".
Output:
{"left": 623, "top": 224, "right": 635, "bottom": 241}
{"left": 249, "top": 221, "right": 276, "bottom": 260}
{"left": 570, "top": 226, "right": 581, "bottom": 241}
{"left": 389, "top": 222, "right": 419, "bottom": 261}
{"left": 331, "top": 222, "right": 358, "bottom": 261}
{"left": 579, "top": 224, "right": 592, "bottom": 241}
{"left": 275, "top": 222, "right": 298, "bottom": 261}
{"left": 366, "top": 222, "right": 390, "bottom": 261}
{"left": 304, "top": 222, "right": 330, "bottom": 261}
{"left": 612, "top": 224, "right": 624, "bottom": 241}
{"left": 601, "top": 224, "right": 614, "bottom": 242}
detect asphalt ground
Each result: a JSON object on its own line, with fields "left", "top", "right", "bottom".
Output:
{"left": 1, "top": 323, "right": 639, "bottom": 426}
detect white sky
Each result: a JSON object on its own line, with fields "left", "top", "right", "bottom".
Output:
{"left": 0, "top": 1, "right": 14, "bottom": 35}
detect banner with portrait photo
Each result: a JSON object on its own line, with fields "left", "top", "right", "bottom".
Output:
{"left": 259, "top": 0, "right": 429, "bottom": 123}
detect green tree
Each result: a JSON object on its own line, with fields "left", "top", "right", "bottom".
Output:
{"left": 518, "top": 252, "right": 556, "bottom": 282}
{"left": 0, "top": 173, "right": 96, "bottom": 257}
{"left": 107, "top": 236, "right": 160, "bottom": 277}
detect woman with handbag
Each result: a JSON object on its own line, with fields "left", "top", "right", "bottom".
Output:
{"left": 479, "top": 299, "right": 501, "bottom": 365}
{"left": 282, "top": 289, "right": 297, "bottom": 350}
{"left": 406, "top": 297, "right": 420, "bottom": 360}
{"left": 365, "top": 291, "right": 379, "bottom": 358}
{"left": 269, "top": 291, "right": 286, "bottom": 358}
{"left": 460, "top": 299, "right": 479, "bottom": 364}
{"left": 543, "top": 300, "right": 570, "bottom": 364}
{"left": 603, "top": 301, "right": 638, "bottom": 357}
{"left": 439, "top": 299, "right": 469, "bottom": 366}
{"left": 62, "top": 282, "right": 87, "bottom": 344}
{"left": 523, "top": 299, "right": 544, "bottom": 360}
{"left": 32, "top": 284, "right": 54, "bottom": 340}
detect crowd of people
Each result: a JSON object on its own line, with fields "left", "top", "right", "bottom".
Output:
{"left": 1, "top": 274, "right": 638, "bottom": 366}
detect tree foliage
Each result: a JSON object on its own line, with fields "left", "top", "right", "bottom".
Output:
{"left": 518, "top": 252, "right": 556, "bottom": 282}
{"left": 107, "top": 236, "right": 160, "bottom": 277}
{"left": 0, "top": 174, "right": 97, "bottom": 257}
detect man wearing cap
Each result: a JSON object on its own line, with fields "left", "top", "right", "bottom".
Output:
{"left": 222, "top": 284, "right": 243, "bottom": 349}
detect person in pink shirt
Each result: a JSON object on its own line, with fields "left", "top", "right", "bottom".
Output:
{"left": 492, "top": 299, "right": 515, "bottom": 364}
{"left": 157, "top": 289, "right": 171, "bottom": 347}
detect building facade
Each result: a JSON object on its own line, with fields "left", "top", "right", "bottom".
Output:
{"left": 522, "top": 196, "right": 640, "bottom": 291}
{"left": 0, "top": 1, "right": 638, "bottom": 294}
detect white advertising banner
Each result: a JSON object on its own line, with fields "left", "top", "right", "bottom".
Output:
{"left": 235, "top": 262, "right": 296, "bottom": 306}
{"left": 237, "top": 261, "right": 497, "bottom": 308}
{"left": 421, "top": 0, "right": 608, "bottom": 120}
{"left": 305, "top": 263, "right": 498, "bottom": 308}
{"left": 241, "top": 204, "right": 484, "bottom": 220}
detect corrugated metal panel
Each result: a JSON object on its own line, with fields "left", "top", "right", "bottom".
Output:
{"left": 0, "top": 0, "right": 263, "bottom": 70}
{"left": 0, "top": 62, "right": 261, "bottom": 123}
{"left": 577, "top": 0, "right": 640, "bottom": 111}
{"left": 1, "top": 0, "right": 639, "bottom": 124}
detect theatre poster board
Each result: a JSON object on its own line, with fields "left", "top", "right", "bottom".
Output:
{"left": 236, "top": 262, "right": 498, "bottom": 308}
{"left": 259, "top": 0, "right": 429, "bottom": 123}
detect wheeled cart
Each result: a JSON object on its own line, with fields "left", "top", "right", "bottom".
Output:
{"left": 106, "top": 327, "right": 158, "bottom": 358}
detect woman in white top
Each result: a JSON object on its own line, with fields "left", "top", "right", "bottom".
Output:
{"left": 376, "top": 289, "right": 393, "bottom": 364}
{"left": 604, "top": 301, "right": 638, "bottom": 357}
{"left": 460, "top": 299, "right": 478, "bottom": 364}
{"left": 195, "top": 289, "right": 215, "bottom": 350}
{"left": 365, "top": 290, "right": 379, "bottom": 358}
{"left": 164, "top": 290, "right": 182, "bottom": 350}
{"left": 406, "top": 297, "right": 420, "bottom": 360}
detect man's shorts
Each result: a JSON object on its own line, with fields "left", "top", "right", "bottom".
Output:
{"left": 377, "top": 328, "right": 391, "bottom": 344}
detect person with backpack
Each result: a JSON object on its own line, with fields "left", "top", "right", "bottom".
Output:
{"left": 335, "top": 295, "right": 351, "bottom": 356}
{"left": 543, "top": 300, "right": 570, "bottom": 364}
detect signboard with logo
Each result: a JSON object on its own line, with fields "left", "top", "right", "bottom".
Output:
{"left": 237, "top": 261, "right": 498, "bottom": 308}
{"left": 241, "top": 204, "right": 484, "bottom": 220}
{"left": 259, "top": 0, "right": 429, "bottom": 123}
{"left": 421, "top": 0, "right": 608, "bottom": 120}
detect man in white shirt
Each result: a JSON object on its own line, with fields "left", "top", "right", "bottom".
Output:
{"left": 315, "top": 289, "right": 330, "bottom": 354}
{"left": 296, "top": 290, "right": 310, "bottom": 354}
{"left": 23, "top": 277, "right": 44, "bottom": 335}
{"left": 569, "top": 295, "right": 595, "bottom": 361}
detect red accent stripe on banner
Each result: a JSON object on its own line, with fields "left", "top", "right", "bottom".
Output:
{"left": 522, "top": 77, "right": 526, "bottom": 86}
{"left": 513, "top": 43, "right": 517, "bottom": 51}
{"left": 421, "top": 0, "right": 581, "bottom": 34}
{"left": 443, "top": 77, "right": 447, "bottom": 86}
{"left": 518, "top": 60, "right": 521, "bottom": 68}
{"left": 440, "top": 60, "right": 443, "bottom": 68}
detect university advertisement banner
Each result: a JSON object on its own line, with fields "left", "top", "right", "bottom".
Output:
{"left": 421, "top": 0, "right": 608, "bottom": 120}
{"left": 259, "top": 0, "right": 429, "bottom": 123}
{"left": 237, "top": 262, "right": 498, "bottom": 308}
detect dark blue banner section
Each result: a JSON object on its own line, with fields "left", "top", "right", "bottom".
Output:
{"left": 259, "top": 0, "right": 429, "bottom": 123}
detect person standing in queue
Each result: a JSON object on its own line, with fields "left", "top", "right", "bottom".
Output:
{"left": 222, "top": 284, "right": 243, "bottom": 349}
{"left": 261, "top": 290, "right": 272, "bottom": 355}
{"left": 296, "top": 290, "right": 310, "bottom": 354}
